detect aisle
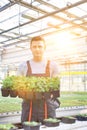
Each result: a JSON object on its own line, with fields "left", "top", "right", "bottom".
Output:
{"left": 0, "top": 111, "right": 87, "bottom": 130}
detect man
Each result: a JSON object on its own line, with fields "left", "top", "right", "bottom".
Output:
{"left": 18, "top": 36, "right": 60, "bottom": 123}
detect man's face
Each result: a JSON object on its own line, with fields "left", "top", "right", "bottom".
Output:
{"left": 30, "top": 40, "right": 45, "bottom": 58}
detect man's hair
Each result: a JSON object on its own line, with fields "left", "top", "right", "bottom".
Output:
{"left": 30, "top": 36, "right": 46, "bottom": 48}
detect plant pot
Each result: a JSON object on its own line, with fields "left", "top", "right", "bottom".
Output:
{"left": 62, "top": 116, "right": 76, "bottom": 124}
{"left": 43, "top": 118, "right": 60, "bottom": 127}
{"left": 1, "top": 88, "right": 10, "bottom": 97}
{"left": 76, "top": 115, "right": 87, "bottom": 121}
{"left": 23, "top": 122, "right": 41, "bottom": 130}
{"left": 9, "top": 90, "right": 18, "bottom": 97}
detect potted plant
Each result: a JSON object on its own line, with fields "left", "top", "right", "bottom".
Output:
{"left": 9, "top": 89, "right": 18, "bottom": 98}
{"left": 0, "top": 123, "right": 17, "bottom": 130}
{"left": 1, "top": 76, "right": 14, "bottom": 97}
{"left": 44, "top": 77, "right": 60, "bottom": 99}
{"left": 2, "top": 76, "right": 60, "bottom": 99}
{"left": 12, "top": 76, "right": 27, "bottom": 99}
{"left": 23, "top": 121, "right": 41, "bottom": 130}
{"left": 43, "top": 118, "right": 61, "bottom": 127}
{"left": 76, "top": 114, "right": 87, "bottom": 121}
{"left": 16, "top": 76, "right": 60, "bottom": 100}
{"left": 61, "top": 116, "right": 76, "bottom": 124}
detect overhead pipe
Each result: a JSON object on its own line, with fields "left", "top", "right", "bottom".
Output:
{"left": 0, "top": 1, "right": 16, "bottom": 12}
{"left": 0, "top": 0, "right": 86, "bottom": 35}
{"left": 47, "top": 14, "right": 87, "bottom": 29}
{"left": 35, "top": 0, "right": 87, "bottom": 25}
{"left": 16, "top": 0, "right": 75, "bottom": 24}
{"left": 1, "top": 27, "right": 50, "bottom": 47}
{"left": 8, "top": 0, "right": 87, "bottom": 31}
{"left": 2, "top": 27, "right": 87, "bottom": 48}
{"left": 1, "top": 14, "right": 87, "bottom": 46}
{"left": 42, "top": 22, "right": 87, "bottom": 37}
{"left": 1, "top": 22, "right": 87, "bottom": 47}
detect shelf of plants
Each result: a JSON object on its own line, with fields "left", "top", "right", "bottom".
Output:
{"left": 1, "top": 76, "right": 60, "bottom": 99}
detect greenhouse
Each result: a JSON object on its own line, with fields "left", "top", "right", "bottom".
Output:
{"left": 0, "top": 0, "right": 87, "bottom": 130}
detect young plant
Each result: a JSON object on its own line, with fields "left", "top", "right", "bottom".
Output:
{"left": 2, "top": 76, "right": 14, "bottom": 89}
{"left": 23, "top": 121, "right": 41, "bottom": 126}
{"left": 0, "top": 124, "right": 16, "bottom": 130}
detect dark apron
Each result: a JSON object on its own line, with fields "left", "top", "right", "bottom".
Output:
{"left": 21, "top": 60, "right": 60, "bottom": 123}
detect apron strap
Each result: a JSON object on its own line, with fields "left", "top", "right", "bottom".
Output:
{"left": 46, "top": 60, "right": 50, "bottom": 77}
{"left": 28, "top": 100, "right": 32, "bottom": 121}
{"left": 44, "top": 100, "right": 48, "bottom": 119}
{"left": 26, "top": 61, "right": 32, "bottom": 76}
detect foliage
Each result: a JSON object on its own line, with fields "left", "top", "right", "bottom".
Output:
{"left": 0, "top": 92, "right": 22, "bottom": 113}
{"left": 2, "top": 76, "right": 14, "bottom": 89}
{"left": 44, "top": 118, "right": 60, "bottom": 123}
{"left": 0, "top": 124, "right": 16, "bottom": 130}
{"left": 59, "top": 91, "right": 87, "bottom": 107}
{"left": 2, "top": 76, "right": 60, "bottom": 92}
{"left": 64, "top": 116, "right": 76, "bottom": 119}
{"left": 23, "top": 121, "right": 41, "bottom": 126}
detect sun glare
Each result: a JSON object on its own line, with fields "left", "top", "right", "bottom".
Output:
{"left": 46, "top": 31, "right": 76, "bottom": 55}
{"left": 46, "top": 30, "right": 78, "bottom": 56}
{"left": 57, "top": 32, "right": 74, "bottom": 47}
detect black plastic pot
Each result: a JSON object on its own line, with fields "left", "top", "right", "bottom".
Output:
{"left": 62, "top": 117, "right": 76, "bottom": 124}
{"left": 17, "top": 90, "right": 60, "bottom": 100}
{"left": 43, "top": 118, "right": 60, "bottom": 127}
{"left": 76, "top": 115, "right": 87, "bottom": 121}
{"left": 1, "top": 88, "right": 10, "bottom": 97}
{"left": 23, "top": 125, "right": 40, "bottom": 130}
{"left": 23, "top": 122, "right": 41, "bottom": 130}
{"left": 9, "top": 90, "right": 18, "bottom": 97}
